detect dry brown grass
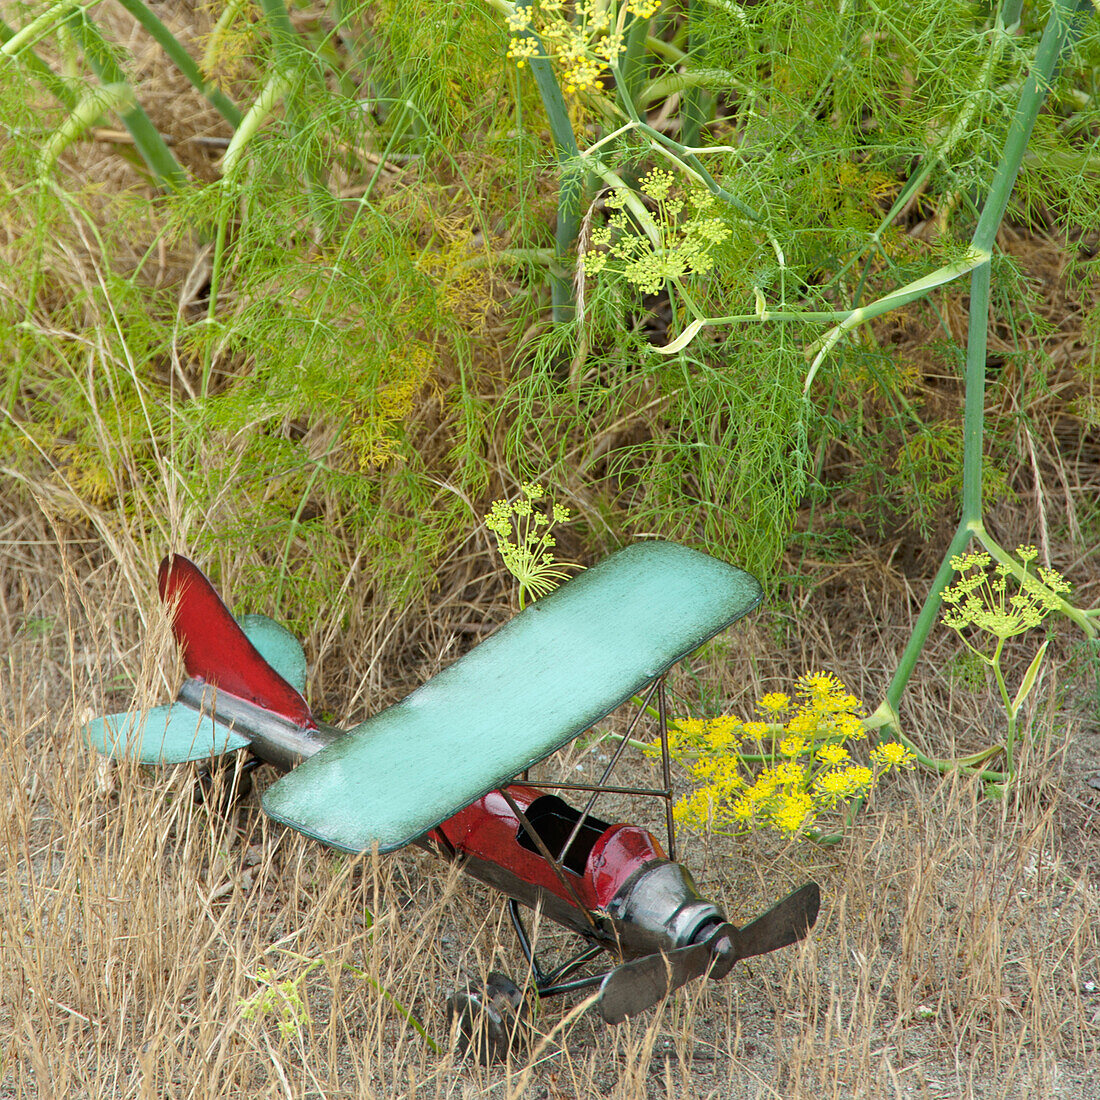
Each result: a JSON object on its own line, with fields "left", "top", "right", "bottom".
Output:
{"left": 2, "top": 499, "right": 1098, "bottom": 1100}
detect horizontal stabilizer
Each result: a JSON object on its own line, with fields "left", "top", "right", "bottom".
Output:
{"left": 82, "top": 613, "right": 306, "bottom": 766}
{"left": 159, "top": 556, "right": 316, "bottom": 729}
{"left": 83, "top": 703, "right": 248, "bottom": 765}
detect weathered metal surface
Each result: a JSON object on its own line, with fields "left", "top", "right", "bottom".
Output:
{"left": 433, "top": 786, "right": 667, "bottom": 916}
{"left": 432, "top": 784, "right": 723, "bottom": 962}
{"left": 603, "top": 860, "right": 721, "bottom": 949}
{"left": 597, "top": 922, "right": 736, "bottom": 1024}
{"left": 83, "top": 702, "right": 249, "bottom": 764}
{"left": 261, "top": 540, "right": 763, "bottom": 853}
{"left": 176, "top": 680, "right": 342, "bottom": 771}
{"left": 727, "top": 881, "right": 821, "bottom": 961}
{"left": 596, "top": 882, "right": 821, "bottom": 1023}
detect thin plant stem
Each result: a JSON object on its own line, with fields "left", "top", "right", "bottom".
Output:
{"left": 640, "top": 67, "right": 749, "bottom": 110}
{"left": 614, "top": 97, "right": 764, "bottom": 224}
{"left": 828, "top": 4, "right": 1016, "bottom": 294}
{"left": 203, "top": 63, "right": 298, "bottom": 389}
{"left": 276, "top": 949, "right": 440, "bottom": 1054}
{"left": 36, "top": 80, "right": 134, "bottom": 178}
{"left": 616, "top": 9, "right": 649, "bottom": 112}
{"left": 989, "top": 640, "right": 1017, "bottom": 776}
{"left": 492, "top": 0, "right": 584, "bottom": 320}
{"left": 61, "top": 8, "right": 188, "bottom": 189}
{"left": 0, "top": 0, "right": 80, "bottom": 61}
{"left": 520, "top": 18, "right": 581, "bottom": 322}
{"left": 679, "top": 0, "right": 708, "bottom": 147}
{"left": 111, "top": 0, "right": 243, "bottom": 127}
{"left": 255, "top": 0, "right": 332, "bottom": 225}
{"left": 202, "top": 199, "right": 233, "bottom": 397}
{"left": 802, "top": 250, "right": 988, "bottom": 387}
{"left": 878, "top": 0, "right": 1091, "bottom": 723}
{"left": 0, "top": 14, "right": 79, "bottom": 107}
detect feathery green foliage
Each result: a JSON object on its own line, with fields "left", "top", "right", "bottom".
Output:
{"left": 2, "top": 0, "right": 1100, "bottom": 630}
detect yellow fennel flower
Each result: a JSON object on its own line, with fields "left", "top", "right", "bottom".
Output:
{"left": 870, "top": 741, "right": 916, "bottom": 771}
{"left": 816, "top": 743, "right": 850, "bottom": 767}
{"left": 662, "top": 672, "right": 906, "bottom": 839}
{"left": 758, "top": 692, "right": 791, "bottom": 714}
{"left": 771, "top": 791, "right": 816, "bottom": 834}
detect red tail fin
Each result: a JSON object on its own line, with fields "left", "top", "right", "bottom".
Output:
{"left": 158, "top": 555, "right": 317, "bottom": 729}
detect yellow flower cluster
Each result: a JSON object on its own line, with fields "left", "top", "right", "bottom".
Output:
{"left": 941, "top": 545, "right": 1070, "bottom": 640}
{"left": 505, "top": 1, "right": 662, "bottom": 95}
{"left": 584, "top": 170, "right": 730, "bottom": 295}
{"left": 654, "top": 672, "right": 914, "bottom": 837}
{"left": 484, "top": 483, "right": 581, "bottom": 607}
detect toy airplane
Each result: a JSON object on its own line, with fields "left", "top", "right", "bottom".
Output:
{"left": 83, "top": 540, "right": 820, "bottom": 1061}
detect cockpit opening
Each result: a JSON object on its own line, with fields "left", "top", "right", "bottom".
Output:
{"left": 515, "top": 794, "right": 612, "bottom": 876}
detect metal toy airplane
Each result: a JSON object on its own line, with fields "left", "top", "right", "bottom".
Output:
{"left": 83, "top": 540, "right": 820, "bottom": 1061}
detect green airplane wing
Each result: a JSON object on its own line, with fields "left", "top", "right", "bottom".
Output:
{"left": 83, "top": 702, "right": 249, "bottom": 764}
{"left": 262, "top": 541, "right": 763, "bottom": 854}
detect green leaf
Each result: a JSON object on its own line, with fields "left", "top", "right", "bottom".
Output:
{"left": 1010, "top": 639, "right": 1049, "bottom": 718}
{"left": 652, "top": 318, "right": 705, "bottom": 354}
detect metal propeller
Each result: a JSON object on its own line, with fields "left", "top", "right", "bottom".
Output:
{"left": 597, "top": 882, "right": 821, "bottom": 1024}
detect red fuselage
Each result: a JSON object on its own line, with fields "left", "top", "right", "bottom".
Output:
{"left": 431, "top": 784, "right": 666, "bottom": 913}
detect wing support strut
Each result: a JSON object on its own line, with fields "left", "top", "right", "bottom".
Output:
{"left": 498, "top": 786, "right": 599, "bottom": 931}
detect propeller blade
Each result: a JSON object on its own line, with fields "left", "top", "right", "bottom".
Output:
{"left": 735, "top": 882, "right": 821, "bottom": 960}
{"left": 596, "top": 881, "right": 821, "bottom": 1025}
{"left": 597, "top": 923, "right": 736, "bottom": 1025}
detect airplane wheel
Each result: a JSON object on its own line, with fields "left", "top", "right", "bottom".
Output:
{"left": 193, "top": 758, "right": 254, "bottom": 812}
{"left": 446, "top": 972, "right": 528, "bottom": 1064}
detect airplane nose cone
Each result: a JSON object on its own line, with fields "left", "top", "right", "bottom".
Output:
{"left": 605, "top": 859, "right": 726, "bottom": 955}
